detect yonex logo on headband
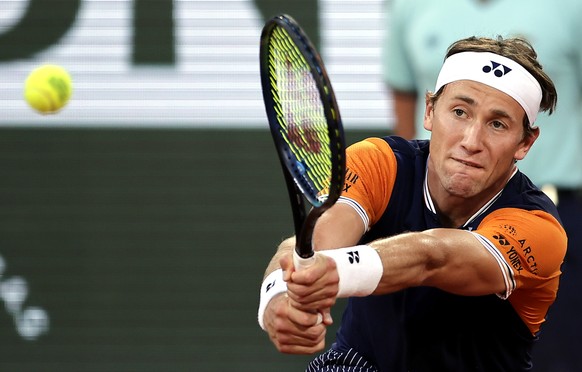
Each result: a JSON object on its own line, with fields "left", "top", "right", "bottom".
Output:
{"left": 435, "top": 52, "right": 543, "bottom": 125}
{"left": 483, "top": 61, "right": 512, "bottom": 77}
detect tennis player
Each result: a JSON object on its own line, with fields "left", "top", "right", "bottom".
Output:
{"left": 257, "top": 36, "right": 566, "bottom": 371}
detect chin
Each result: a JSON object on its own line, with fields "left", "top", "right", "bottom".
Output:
{"left": 443, "top": 177, "right": 480, "bottom": 198}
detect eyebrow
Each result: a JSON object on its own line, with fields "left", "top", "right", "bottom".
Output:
{"left": 453, "top": 94, "right": 512, "bottom": 119}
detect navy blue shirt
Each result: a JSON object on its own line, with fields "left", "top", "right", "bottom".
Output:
{"left": 331, "top": 136, "right": 564, "bottom": 371}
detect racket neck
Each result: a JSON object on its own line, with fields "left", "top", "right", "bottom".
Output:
{"left": 295, "top": 208, "right": 325, "bottom": 259}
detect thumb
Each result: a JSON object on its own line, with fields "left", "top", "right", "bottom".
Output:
{"left": 321, "top": 309, "right": 333, "bottom": 326}
{"left": 279, "top": 252, "right": 294, "bottom": 281}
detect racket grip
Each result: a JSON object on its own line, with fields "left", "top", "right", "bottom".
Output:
{"left": 293, "top": 250, "right": 316, "bottom": 271}
{"left": 292, "top": 250, "right": 323, "bottom": 326}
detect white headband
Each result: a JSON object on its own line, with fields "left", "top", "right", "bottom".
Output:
{"left": 435, "top": 51, "right": 542, "bottom": 125}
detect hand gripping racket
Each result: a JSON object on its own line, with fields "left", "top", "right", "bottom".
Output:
{"left": 260, "top": 14, "right": 346, "bottom": 270}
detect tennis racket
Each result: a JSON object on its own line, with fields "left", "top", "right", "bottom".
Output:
{"left": 259, "top": 14, "right": 346, "bottom": 270}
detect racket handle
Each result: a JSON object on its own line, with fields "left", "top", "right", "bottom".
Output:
{"left": 292, "top": 250, "right": 323, "bottom": 325}
{"left": 293, "top": 250, "right": 316, "bottom": 271}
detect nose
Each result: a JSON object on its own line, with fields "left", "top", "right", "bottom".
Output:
{"left": 459, "top": 122, "right": 484, "bottom": 153}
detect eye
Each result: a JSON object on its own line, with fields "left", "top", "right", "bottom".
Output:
{"left": 491, "top": 120, "right": 507, "bottom": 130}
{"left": 453, "top": 108, "right": 465, "bottom": 117}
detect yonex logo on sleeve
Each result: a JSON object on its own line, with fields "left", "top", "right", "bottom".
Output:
{"left": 482, "top": 61, "right": 512, "bottom": 77}
{"left": 493, "top": 234, "right": 510, "bottom": 246}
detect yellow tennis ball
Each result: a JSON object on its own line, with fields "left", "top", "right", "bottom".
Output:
{"left": 24, "top": 65, "right": 73, "bottom": 114}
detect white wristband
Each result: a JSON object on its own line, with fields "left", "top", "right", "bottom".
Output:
{"left": 319, "top": 245, "right": 383, "bottom": 298}
{"left": 257, "top": 268, "right": 287, "bottom": 330}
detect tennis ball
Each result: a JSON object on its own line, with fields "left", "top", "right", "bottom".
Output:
{"left": 24, "top": 65, "right": 73, "bottom": 114}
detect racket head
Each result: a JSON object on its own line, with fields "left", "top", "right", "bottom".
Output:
{"left": 260, "top": 14, "right": 346, "bottom": 259}
{"left": 260, "top": 14, "right": 345, "bottom": 212}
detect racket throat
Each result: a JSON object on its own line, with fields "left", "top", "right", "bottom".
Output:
{"left": 295, "top": 209, "right": 324, "bottom": 258}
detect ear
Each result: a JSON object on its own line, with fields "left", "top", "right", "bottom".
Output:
{"left": 423, "top": 95, "right": 435, "bottom": 132}
{"left": 514, "top": 126, "right": 540, "bottom": 160}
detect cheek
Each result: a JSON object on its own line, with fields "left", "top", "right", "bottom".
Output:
{"left": 492, "top": 147, "right": 520, "bottom": 170}
{"left": 428, "top": 139, "right": 448, "bottom": 167}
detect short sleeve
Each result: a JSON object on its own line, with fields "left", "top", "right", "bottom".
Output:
{"left": 338, "top": 138, "right": 397, "bottom": 229}
{"left": 472, "top": 207, "right": 567, "bottom": 334}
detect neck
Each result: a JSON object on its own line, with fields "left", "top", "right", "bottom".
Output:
{"left": 431, "top": 194, "right": 485, "bottom": 228}
{"left": 426, "top": 165, "right": 516, "bottom": 228}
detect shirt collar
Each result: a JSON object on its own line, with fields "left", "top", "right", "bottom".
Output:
{"left": 423, "top": 159, "right": 518, "bottom": 228}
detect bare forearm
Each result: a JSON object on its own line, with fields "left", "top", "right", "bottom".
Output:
{"left": 264, "top": 237, "right": 295, "bottom": 279}
{"left": 369, "top": 229, "right": 505, "bottom": 296}
{"left": 370, "top": 232, "right": 439, "bottom": 294}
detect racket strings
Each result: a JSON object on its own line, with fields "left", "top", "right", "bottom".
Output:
{"left": 268, "top": 27, "right": 333, "bottom": 204}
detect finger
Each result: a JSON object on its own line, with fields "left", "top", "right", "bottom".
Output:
{"left": 265, "top": 295, "right": 328, "bottom": 355}
{"left": 274, "top": 317, "right": 326, "bottom": 346}
{"left": 280, "top": 254, "right": 294, "bottom": 281}
{"left": 286, "top": 298, "right": 331, "bottom": 327}
{"left": 289, "top": 254, "right": 335, "bottom": 285}
{"left": 281, "top": 248, "right": 339, "bottom": 287}
{"left": 274, "top": 329, "right": 327, "bottom": 355}
{"left": 287, "top": 278, "right": 339, "bottom": 300}
{"left": 286, "top": 279, "right": 339, "bottom": 311}
{"left": 321, "top": 309, "right": 333, "bottom": 326}
{"left": 287, "top": 294, "right": 336, "bottom": 315}
{"left": 316, "top": 312, "right": 323, "bottom": 325}
{"left": 286, "top": 301, "right": 326, "bottom": 328}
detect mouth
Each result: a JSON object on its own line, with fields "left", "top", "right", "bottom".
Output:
{"left": 453, "top": 157, "right": 483, "bottom": 169}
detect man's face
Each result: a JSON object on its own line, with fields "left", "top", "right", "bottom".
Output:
{"left": 424, "top": 80, "right": 538, "bottom": 199}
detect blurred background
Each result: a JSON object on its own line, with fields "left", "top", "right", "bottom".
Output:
{"left": 0, "top": 0, "right": 389, "bottom": 370}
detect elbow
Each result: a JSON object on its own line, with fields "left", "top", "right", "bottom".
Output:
{"left": 416, "top": 233, "right": 449, "bottom": 287}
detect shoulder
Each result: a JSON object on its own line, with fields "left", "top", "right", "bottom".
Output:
{"left": 345, "top": 137, "right": 400, "bottom": 191}
{"left": 474, "top": 205, "right": 566, "bottom": 335}
{"left": 347, "top": 137, "right": 429, "bottom": 165}
{"left": 385, "top": 136, "right": 430, "bottom": 157}
{"left": 477, "top": 207, "right": 566, "bottom": 277}
{"left": 500, "top": 171, "right": 561, "bottom": 221}
{"left": 350, "top": 136, "right": 430, "bottom": 181}
{"left": 474, "top": 171, "right": 566, "bottom": 276}
{"left": 343, "top": 136, "right": 427, "bottom": 227}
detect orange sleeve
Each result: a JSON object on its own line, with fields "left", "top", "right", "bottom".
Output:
{"left": 340, "top": 138, "right": 397, "bottom": 227}
{"left": 475, "top": 208, "right": 567, "bottom": 334}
